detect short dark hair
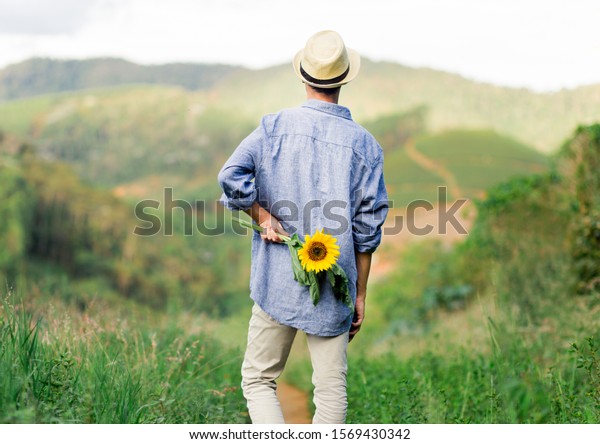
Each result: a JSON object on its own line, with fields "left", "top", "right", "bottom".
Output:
{"left": 308, "top": 85, "right": 341, "bottom": 96}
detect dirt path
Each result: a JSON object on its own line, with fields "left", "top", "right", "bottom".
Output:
{"left": 405, "top": 138, "right": 463, "bottom": 199}
{"left": 278, "top": 382, "right": 311, "bottom": 424}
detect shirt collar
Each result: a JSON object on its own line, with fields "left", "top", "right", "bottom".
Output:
{"left": 301, "top": 99, "right": 353, "bottom": 120}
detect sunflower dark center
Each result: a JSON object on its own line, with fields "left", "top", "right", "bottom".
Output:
{"left": 308, "top": 242, "right": 327, "bottom": 261}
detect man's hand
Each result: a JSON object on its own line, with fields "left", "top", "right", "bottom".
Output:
{"left": 350, "top": 251, "right": 371, "bottom": 343}
{"left": 259, "top": 213, "right": 289, "bottom": 243}
{"left": 245, "top": 202, "right": 289, "bottom": 243}
{"left": 349, "top": 295, "right": 365, "bottom": 342}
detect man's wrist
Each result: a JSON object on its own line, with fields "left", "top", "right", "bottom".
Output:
{"left": 245, "top": 202, "right": 269, "bottom": 225}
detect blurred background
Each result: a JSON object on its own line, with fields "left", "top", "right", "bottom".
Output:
{"left": 1, "top": 0, "right": 599, "bottom": 424}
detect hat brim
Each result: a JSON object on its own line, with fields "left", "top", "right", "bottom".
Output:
{"left": 292, "top": 47, "right": 360, "bottom": 88}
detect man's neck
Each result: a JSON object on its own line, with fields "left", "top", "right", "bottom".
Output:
{"left": 305, "top": 86, "right": 340, "bottom": 104}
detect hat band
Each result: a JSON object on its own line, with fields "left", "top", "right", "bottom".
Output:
{"left": 300, "top": 63, "right": 350, "bottom": 85}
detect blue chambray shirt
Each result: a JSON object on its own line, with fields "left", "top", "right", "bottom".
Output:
{"left": 218, "top": 99, "right": 388, "bottom": 336}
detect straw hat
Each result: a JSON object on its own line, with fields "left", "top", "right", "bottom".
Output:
{"left": 293, "top": 30, "right": 360, "bottom": 88}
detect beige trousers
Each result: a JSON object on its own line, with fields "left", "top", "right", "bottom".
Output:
{"left": 241, "top": 303, "right": 349, "bottom": 424}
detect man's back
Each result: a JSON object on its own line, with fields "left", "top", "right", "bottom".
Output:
{"left": 257, "top": 99, "right": 382, "bottom": 231}
{"left": 219, "top": 99, "right": 387, "bottom": 336}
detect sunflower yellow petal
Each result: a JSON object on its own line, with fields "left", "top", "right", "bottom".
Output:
{"left": 296, "top": 228, "right": 340, "bottom": 273}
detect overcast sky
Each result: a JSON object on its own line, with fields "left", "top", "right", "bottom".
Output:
{"left": 0, "top": 0, "right": 599, "bottom": 91}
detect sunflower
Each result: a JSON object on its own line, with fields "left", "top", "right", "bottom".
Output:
{"left": 298, "top": 229, "right": 340, "bottom": 273}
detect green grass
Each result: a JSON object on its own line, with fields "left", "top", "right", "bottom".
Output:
{"left": 347, "top": 331, "right": 600, "bottom": 423}
{"left": 344, "top": 221, "right": 600, "bottom": 423}
{"left": 0, "top": 292, "right": 248, "bottom": 423}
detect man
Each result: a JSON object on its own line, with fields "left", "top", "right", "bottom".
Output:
{"left": 218, "top": 30, "right": 388, "bottom": 424}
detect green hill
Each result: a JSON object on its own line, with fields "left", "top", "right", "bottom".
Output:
{"left": 0, "top": 58, "right": 244, "bottom": 100}
{"left": 411, "top": 129, "right": 549, "bottom": 200}
{"left": 361, "top": 110, "right": 548, "bottom": 204}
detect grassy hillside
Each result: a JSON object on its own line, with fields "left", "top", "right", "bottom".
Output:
{"left": 360, "top": 110, "right": 548, "bottom": 204}
{"left": 214, "top": 124, "right": 599, "bottom": 423}
{"left": 383, "top": 149, "right": 444, "bottom": 204}
{"left": 412, "top": 129, "right": 549, "bottom": 199}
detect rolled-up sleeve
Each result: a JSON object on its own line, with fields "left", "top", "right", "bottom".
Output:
{"left": 352, "top": 154, "right": 389, "bottom": 253}
{"left": 217, "top": 120, "right": 267, "bottom": 211}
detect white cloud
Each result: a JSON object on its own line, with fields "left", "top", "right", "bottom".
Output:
{"left": 0, "top": 0, "right": 108, "bottom": 34}
{"left": 0, "top": 0, "right": 598, "bottom": 91}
